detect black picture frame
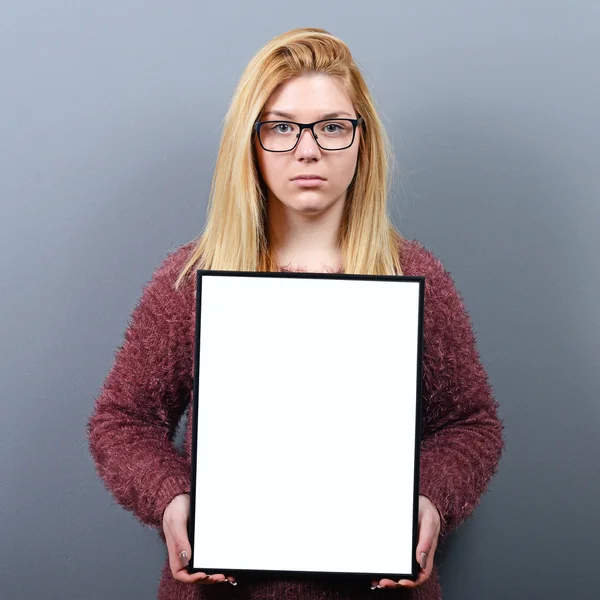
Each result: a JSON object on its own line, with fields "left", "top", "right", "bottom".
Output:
{"left": 188, "top": 270, "right": 424, "bottom": 583}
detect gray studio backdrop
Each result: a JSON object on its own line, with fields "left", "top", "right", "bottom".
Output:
{"left": 1, "top": 2, "right": 599, "bottom": 599}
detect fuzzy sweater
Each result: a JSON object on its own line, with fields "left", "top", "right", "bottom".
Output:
{"left": 87, "top": 238, "right": 504, "bottom": 600}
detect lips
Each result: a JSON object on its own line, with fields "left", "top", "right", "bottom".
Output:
{"left": 292, "top": 175, "right": 326, "bottom": 188}
{"left": 292, "top": 175, "right": 325, "bottom": 181}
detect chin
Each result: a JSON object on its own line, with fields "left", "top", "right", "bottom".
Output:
{"left": 287, "top": 192, "right": 336, "bottom": 214}
{"left": 292, "top": 202, "right": 329, "bottom": 216}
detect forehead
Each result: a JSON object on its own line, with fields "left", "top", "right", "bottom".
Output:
{"left": 262, "top": 74, "right": 354, "bottom": 119}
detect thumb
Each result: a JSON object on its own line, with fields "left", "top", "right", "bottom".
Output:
{"left": 416, "top": 515, "right": 438, "bottom": 573}
{"left": 170, "top": 525, "right": 192, "bottom": 572}
{"left": 178, "top": 546, "right": 190, "bottom": 569}
{"left": 171, "top": 521, "right": 192, "bottom": 569}
{"left": 164, "top": 499, "right": 192, "bottom": 572}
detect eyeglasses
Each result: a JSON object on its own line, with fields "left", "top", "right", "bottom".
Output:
{"left": 254, "top": 117, "right": 364, "bottom": 152}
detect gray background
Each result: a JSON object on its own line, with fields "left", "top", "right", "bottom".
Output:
{"left": 1, "top": 1, "right": 598, "bottom": 599}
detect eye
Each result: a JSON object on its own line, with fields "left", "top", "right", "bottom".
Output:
{"left": 272, "top": 122, "right": 293, "bottom": 133}
{"left": 320, "top": 121, "right": 348, "bottom": 135}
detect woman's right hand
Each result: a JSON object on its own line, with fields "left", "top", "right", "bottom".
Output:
{"left": 162, "top": 493, "right": 236, "bottom": 585}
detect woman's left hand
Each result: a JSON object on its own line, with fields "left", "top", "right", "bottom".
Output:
{"left": 371, "top": 495, "right": 441, "bottom": 590}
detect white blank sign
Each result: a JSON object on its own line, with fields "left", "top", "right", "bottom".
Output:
{"left": 190, "top": 271, "right": 423, "bottom": 579}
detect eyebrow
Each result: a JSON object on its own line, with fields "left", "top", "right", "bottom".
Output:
{"left": 263, "top": 110, "right": 355, "bottom": 120}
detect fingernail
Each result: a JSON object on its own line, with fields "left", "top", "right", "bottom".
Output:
{"left": 229, "top": 581, "right": 238, "bottom": 586}
{"left": 179, "top": 550, "right": 189, "bottom": 568}
{"left": 419, "top": 552, "right": 427, "bottom": 570}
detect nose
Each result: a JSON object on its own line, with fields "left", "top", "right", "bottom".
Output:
{"left": 294, "top": 128, "right": 321, "bottom": 159}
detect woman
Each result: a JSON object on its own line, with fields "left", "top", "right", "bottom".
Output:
{"left": 88, "top": 27, "right": 504, "bottom": 600}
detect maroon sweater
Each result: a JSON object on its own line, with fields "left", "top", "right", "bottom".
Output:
{"left": 87, "top": 238, "right": 503, "bottom": 600}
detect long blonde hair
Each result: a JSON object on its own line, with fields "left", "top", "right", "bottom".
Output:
{"left": 176, "top": 27, "right": 405, "bottom": 288}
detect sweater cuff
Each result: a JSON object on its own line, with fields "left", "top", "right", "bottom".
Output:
{"left": 419, "top": 457, "right": 449, "bottom": 539}
{"left": 153, "top": 472, "right": 191, "bottom": 529}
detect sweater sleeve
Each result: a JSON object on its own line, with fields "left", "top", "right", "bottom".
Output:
{"left": 87, "top": 248, "right": 195, "bottom": 530}
{"left": 414, "top": 243, "right": 504, "bottom": 540}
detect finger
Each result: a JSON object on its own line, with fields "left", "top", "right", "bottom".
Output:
{"left": 167, "top": 538, "right": 195, "bottom": 580}
{"left": 397, "top": 576, "right": 423, "bottom": 589}
{"left": 416, "top": 517, "right": 440, "bottom": 577}
{"left": 417, "top": 533, "right": 439, "bottom": 581}
{"left": 397, "top": 571, "right": 431, "bottom": 589}
{"left": 396, "top": 535, "right": 439, "bottom": 588}
{"left": 371, "top": 578, "right": 400, "bottom": 589}
{"left": 172, "top": 569, "right": 211, "bottom": 584}
{"left": 164, "top": 516, "right": 193, "bottom": 579}
{"left": 173, "top": 571, "right": 231, "bottom": 585}
{"left": 416, "top": 509, "right": 440, "bottom": 562}
{"left": 197, "top": 573, "right": 228, "bottom": 584}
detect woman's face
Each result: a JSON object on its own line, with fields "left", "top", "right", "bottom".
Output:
{"left": 254, "top": 74, "right": 360, "bottom": 216}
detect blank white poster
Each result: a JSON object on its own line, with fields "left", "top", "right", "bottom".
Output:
{"left": 191, "top": 273, "right": 422, "bottom": 577}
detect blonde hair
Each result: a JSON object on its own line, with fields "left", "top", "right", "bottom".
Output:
{"left": 176, "top": 27, "right": 405, "bottom": 288}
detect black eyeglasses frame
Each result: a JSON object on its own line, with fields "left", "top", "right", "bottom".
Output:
{"left": 253, "top": 116, "right": 364, "bottom": 152}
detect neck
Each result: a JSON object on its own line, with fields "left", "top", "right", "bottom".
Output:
{"left": 267, "top": 193, "right": 345, "bottom": 272}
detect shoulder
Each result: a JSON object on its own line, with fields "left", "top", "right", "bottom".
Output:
{"left": 132, "top": 241, "right": 197, "bottom": 324}
{"left": 144, "top": 241, "right": 197, "bottom": 293}
{"left": 400, "top": 238, "right": 449, "bottom": 278}
{"left": 150, "top": 241, "right": 196, "bottom": 283}
{"left": 400, "top": 238, "right": 458, "bottom": 298}
{"left": 400, "top": 238, "right": 473, "bottom": 334}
